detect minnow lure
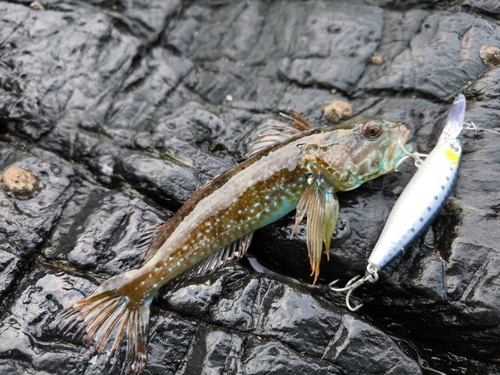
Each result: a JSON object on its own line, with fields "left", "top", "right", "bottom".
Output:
{"left": 58, "top": 111, "right": 410, "bottom": 374}
{"left": 331, "top": 94, "right": 466, "bottom": 311}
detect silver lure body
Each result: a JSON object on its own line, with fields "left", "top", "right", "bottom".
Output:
{"left": 368, "top": 94, "right": 466, "bottom": 271}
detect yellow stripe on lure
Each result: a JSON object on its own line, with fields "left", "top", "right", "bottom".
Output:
{"left": 58, "top": 110, "right": 411, "bottom": 374}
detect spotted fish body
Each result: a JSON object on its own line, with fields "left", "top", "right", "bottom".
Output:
{"left": 59, "top": 113, "right": 410, "bottom": 374}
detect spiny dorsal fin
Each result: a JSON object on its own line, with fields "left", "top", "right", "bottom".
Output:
{"left": 290, "top": 178, "right": 339, "bottom": 285}
{"left": 247, "top": 109, "right": 312, "bottom": 157}
{"left": 279, "top": 109, "right": 312, "bottom": 132}
{"left": 168, "top": 232, "right": 254, "bottom": 287}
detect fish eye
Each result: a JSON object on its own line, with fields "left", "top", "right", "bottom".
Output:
{"left": 362, "top": 121, "right": 382, "bottom": 139}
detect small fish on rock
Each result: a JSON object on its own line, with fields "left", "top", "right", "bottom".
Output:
{"left": 58, "top": 110, "right": 411, "bottom": 374}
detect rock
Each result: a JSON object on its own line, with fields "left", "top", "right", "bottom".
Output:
{"left": 1, "top": 167, "right": 44, "bottom": 200}
{"left": 370, "top": 53, "right": 384, "bottom": 65}
{"left": 1, "top": 0, "right": 500, "bottom": 374}
{"left": 321, "top": 100, "right": 353, "bottom": 122}
{"left": 0, "top": 144, "right": 76, "bottom": 253}
{"left": 479, "top": 46, "right": 500, "bottom": 68}
{"left": 0, "top": 249, "right": 22, "bottom": 302}
{"left": 465, "top": 0, "right": 500, "bottom": 19}
{"left": 358, "top": 10, "right": 500, "bottom": 99}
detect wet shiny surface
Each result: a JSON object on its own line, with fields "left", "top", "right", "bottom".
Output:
{"left": 1, "top": 0, "right": 500, "bottom": 374}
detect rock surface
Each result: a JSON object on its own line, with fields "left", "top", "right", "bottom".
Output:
{"left": 1, "top": 1, "right": 500, "bottom": 374}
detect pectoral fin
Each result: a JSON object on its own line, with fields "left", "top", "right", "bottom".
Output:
{"left": 291, "top": 179, "right": 339, "bottom": 285}
{"left": 323, "top": 192, "right": 339, "bottom": 259}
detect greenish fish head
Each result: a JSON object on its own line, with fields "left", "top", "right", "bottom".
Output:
{"left": 316, "top": 117, "right": 410, "bottom": 191}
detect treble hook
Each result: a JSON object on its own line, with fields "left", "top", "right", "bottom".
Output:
{"left": 329, "top": 264, "right": 379, "bottom": 311}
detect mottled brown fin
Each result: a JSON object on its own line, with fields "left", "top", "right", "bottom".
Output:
{"left": 290, "top": 179, "right": 339, "bottom": 285}
{"left": 58, "top": 270, "right": 152, "bottom": 375}
{"left": 247, "top": 109, "right": 312, "bottom": 157}
{"left": 168, "top": 232, "right": 254, "bottom": 287}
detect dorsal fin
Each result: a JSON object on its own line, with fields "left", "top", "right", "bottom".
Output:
{"left": 141, "top": 220, "right": 178, "bottom": 264}
{"left": 167, "top": 231, "right": 254, "bottom": 287}
{"left": 247, "top": 109, "right": 312, "bottom": 157}
{"left": 135, "top": 226, "right": 160, "bottom": 256}
{"left": 141, "top": 173, "right": 225, "bottom": 264}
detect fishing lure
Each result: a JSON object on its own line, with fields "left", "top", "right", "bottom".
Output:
{"left": 331, "top": 94, "right": 466, "bottom": 311}
{"left": 58, "top": 111, "right": 411, "bottom": 374}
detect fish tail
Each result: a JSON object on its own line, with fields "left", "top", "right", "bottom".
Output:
{"left": 58, "top": 270, "right": 152, "bottom": 374}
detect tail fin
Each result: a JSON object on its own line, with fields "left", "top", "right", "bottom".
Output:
{"left": 58, "top": 271, "right": 152, "bottom": 374}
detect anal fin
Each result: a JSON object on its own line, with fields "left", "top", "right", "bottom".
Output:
{"left": 168, "top": 232, "right": 254, "bottom": 287}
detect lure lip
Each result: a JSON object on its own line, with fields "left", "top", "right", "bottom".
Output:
{"left": 438, "top": 93, "right": 466, "bottom": 144}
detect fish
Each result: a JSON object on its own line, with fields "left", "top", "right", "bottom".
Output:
{"left": 331, "top": 94, "right": 466, "bottom": 311}
{"left": 58, "top": 111, "right": 411, "bottom": 374}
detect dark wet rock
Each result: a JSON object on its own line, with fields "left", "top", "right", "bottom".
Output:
{"left": 146, "top": 314, "right": 198, "bottom": 375}
{"left": 466, "top": 0, "right": 500, "bottom": 19}
{"left": 358, "top": 10, "right": 500, "bottom": 100}
{"left": 44, "top": 183, "right": 168, "bottom": 277}
{"left": 0, "top": 143, "right": 76, "bottom": 253}
{"left": 0, "top": 63, "right": 52, "bottom": 140}
{"left": 163, "top": 265, "right": 421, "bottom": 375}
{"left": 1, "top": 0, "right": 500, "bottom": 374}
{"left": 186, "top": 2, "right": 384, "bottom": 97}
{"left": 0, "top": 249, "right": 22, "bottom": 303}
{"left": 114, "top": 152, "right": 201, "bottom": 210}
{"left": 165, "top": 265, "right": 421, "bottom": 374}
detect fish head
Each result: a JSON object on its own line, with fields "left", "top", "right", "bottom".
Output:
{"left": 313, "top": 117, "right": 411, "bottom": 191}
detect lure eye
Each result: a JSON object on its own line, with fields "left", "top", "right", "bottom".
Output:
{"left": 362, "top": 121, "right": 382, "bottom": 139}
